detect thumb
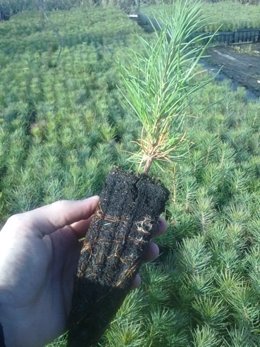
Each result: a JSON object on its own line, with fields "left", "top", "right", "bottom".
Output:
{"left": 25, "top": 196, "right": 99, "bottom": 237}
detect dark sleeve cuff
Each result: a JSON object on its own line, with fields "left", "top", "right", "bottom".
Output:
{"left": 0, "top": 323, "right": 6, "bottom": 347}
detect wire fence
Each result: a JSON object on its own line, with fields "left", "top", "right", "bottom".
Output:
{"left": 132, "top": 13, "right": 260, "bottom": 44}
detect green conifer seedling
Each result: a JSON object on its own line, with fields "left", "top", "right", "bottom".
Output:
{"left": 68, "top": 1, "right": 215, "bottom": 346}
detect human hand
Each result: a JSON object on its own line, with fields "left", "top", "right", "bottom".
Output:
{"left": 0, "top": 197, "right": 166, "bottom": 347}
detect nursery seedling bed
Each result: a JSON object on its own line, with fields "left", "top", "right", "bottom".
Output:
{"left": 68, "top": 168, "right": 169, "bottom": 346}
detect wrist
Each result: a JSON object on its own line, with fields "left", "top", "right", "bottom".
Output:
{"left": 0, "top": 309, "right": 18, "bottom": 347}
{"left": 0, "top": 311, "right": 29, "bottom": 347}
{"left": 0, "top": 322, "right": 6, "bottom": 347}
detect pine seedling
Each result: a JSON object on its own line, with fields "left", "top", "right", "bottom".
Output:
{"left": 120, "top": 0, "right": 213, "bottom": 175}
{"left": 179, "top": 235, "right": 212, "bottom": 275}
{"left": 246, "top": 245, "right": 260, "bottom": 293}
{"left": 68, "top": 2, "right": 215, "bottom": 346}
{"left": 145, "top": 307, "right": 177, "bottom": 347}
{"left": 192, "top": 325, "right": 220, "bottom": 347}
{"left": 141, "top": 263, "right": 172, "bottom": 307}
{"left": 194, "top": 188, "right": 215, "bottom": 233}
{"left": 102, "top": 321, "right": 145, "bottom": 347}
{"left": 223, "top": 327, "right": 257, "bottom": 347}
{"left": 192, "top": 295, "right": 228, "bottom": 329}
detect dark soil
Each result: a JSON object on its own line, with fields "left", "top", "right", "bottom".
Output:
{"left": 206, "top": 43, "right": 260, "bottom": 97}
{"left": 68, "top": 168, "right": 169, "bottom": 347}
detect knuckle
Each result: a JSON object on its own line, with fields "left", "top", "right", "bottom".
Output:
{"left": 6, "top": 213, "right": 26, "bottom": 226}
{"left": 51, "top": 200, "right": 69, "bottom": 210}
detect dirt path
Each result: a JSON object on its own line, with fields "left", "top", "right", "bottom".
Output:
{"left": 206, "top": 43, "right": 260, "bottom": 97}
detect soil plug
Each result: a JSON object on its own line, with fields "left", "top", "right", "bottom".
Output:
{"left": 68, "top": 169, "right": 169, "bottom": 346}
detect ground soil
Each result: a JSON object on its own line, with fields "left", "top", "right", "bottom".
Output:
{"left": 206, "top": 43, "right": 260, "bottom": 97}
{"left": 68, "top": 168, "right": 169, "bottom": 347}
